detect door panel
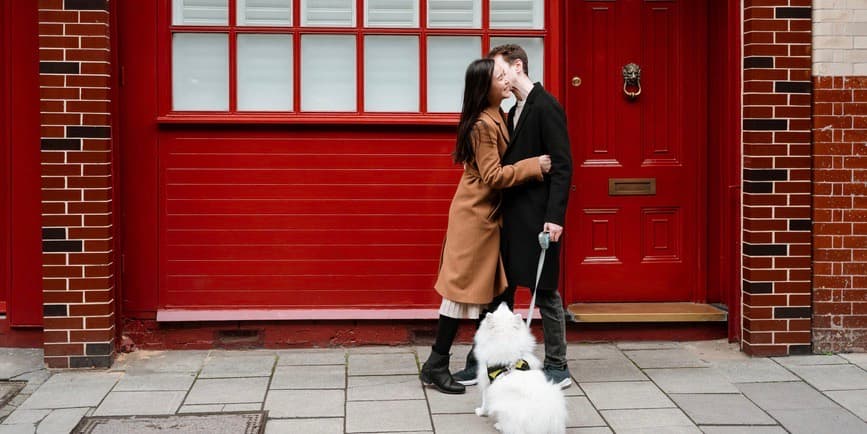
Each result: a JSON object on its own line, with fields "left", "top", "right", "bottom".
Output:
{"left": 565, "top": 0, "right": 707, "bottom": 302}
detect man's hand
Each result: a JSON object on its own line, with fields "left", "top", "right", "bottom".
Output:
{"left": 544, "top": 222, "right": 563, "bottom": 242}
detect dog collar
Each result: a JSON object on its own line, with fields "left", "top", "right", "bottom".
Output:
{"left": 487, "top": 359, "right": 531, "bottom": 382}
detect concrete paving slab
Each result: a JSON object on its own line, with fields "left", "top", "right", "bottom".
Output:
{"left": 431, "top": 413, "right": 497, "bottom": 434}
{"left": 786, "top": 364, "right": 867, "bottom": 391}
{"left": 616, "top": 342, "right": 682, "bottom": 351}
{"left": 698, "top": 427, "right": 786, "bottom": 434}
{"left": 37, "top": 407, "right": 88, "bottom": 434}
{"left": 0, "top": 350, "right": 43, "bottom": 381}
{"left": 599, "top": 408, "right": 696, "bottom": 432}
{"left": 770, "top": 407, "right": 867, "bottom": 434}
{"left": 346, "top": 400, "right": 431, "bottom": 433}
{"left": 223, "top": 403, "right": 261, "bottom": 412}
{"left": 567, "top": 344, "right": 626, "bottom": 360}
{"left": 264, "top": 418, "right": 344, "bottom": 434}
{"left": 185, "top": 377, "right": 269, "bottom": 405}
{"left": 737, "top": 382, "right": 840, "bottom": 410}
{"left": 264, "top": 389, "right": 344, "bottom": 418}
{"left": 711, "top": 358, "right": 800, "bottom": 383}
{"left": 347, "top": 375, "right": 425, "bottom": 401}
{"left": 348, "top": 346, "right": 418, "bottom": 355}
{"left": 348, "top": 353, "right": 418, "bottom": 376}
{"left": 119, "top": 350, "right": 209, "bottom": 373}
{"left": 681, "top": 339, "right": 745, "bottom": 362}
{"left": 566, "top": 396, "right": 607, "bottom": 427}
{"left": 569, "top": 358, "right": 646, "bottom": 382}
{"left": 581, "top": 381, "right": 674, "bottom": 410}
{"left": 18, "top": 373, "right": 120, "bottom": 409}
{"left": 177, "top": 404, "right": 223, "bottom": 414}
{"left": 1, "top": 410, "right": 49, "bottom": 426}
{"left": 773, "top": 354, "right": 849, "bottom": 367}
{"left": 840, "top": 353, "right": 867, "bottom": 368}
{"left": 112, "top": 372, "right": 196, "bottom": 391}
{"left": 426, "top": 386, "right": 479, "bottom": 414}
{"left": 14, "top": 371, "right": 50, "bottom": 396}
{"left": 199, "top": 354, "right": 275, "bottom": 378}
{"left": 270, "top": 365, "right": 345, "bottom": 389}
{"left": 0, "top": 424, "right": 34, "bottom": 434}
{"left": 623, "top": 349, "right": 710, "bottom": 369}
{"left": 644, "top": 368, "right": 739, "bottom": 394}
{"left": 669, "top": 393, "right": 776, "bottom": 425}
{"left": 827, "top": 390, "right": 867, "bottom": 421}
{"left": 93, "top": 391, "right": 186, "bottom": 416}
{"left": 275, "top": 349, "right": 346, "bottom": 366}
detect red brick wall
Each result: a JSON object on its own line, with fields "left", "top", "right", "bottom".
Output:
{"left": 742, "top": 0, "right": 813, "bottom": 356}
{"left": 39, "top": 0, "right": 114, "bottom": 368}
{"left": 813, "top": 76, "right": 867, "bottom": 353}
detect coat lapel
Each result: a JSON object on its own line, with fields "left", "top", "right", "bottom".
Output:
{"left": 481, "top": 107, "right": 509, "bottom": 148}
{"left": 510, "top": 83, "right": 542, "bottom": 145}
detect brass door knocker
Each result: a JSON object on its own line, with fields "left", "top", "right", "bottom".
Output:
{"left": 622, "top": 63, "right": 641, "bottom": 99}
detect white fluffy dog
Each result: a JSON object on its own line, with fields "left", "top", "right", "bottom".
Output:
{"left": 472, "top": 303, "right": 567, "bottom": 434}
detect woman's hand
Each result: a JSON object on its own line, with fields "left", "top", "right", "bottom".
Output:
{"left": 538, "top": 155, "right": 552, "bottom": 174}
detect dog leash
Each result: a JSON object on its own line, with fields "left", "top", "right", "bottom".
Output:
{"left": 527, "top": 231, "right": 550, "bottom": 327}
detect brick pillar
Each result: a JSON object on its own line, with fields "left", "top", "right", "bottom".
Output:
{"left": 39, "top": 0, "right": 115, "bottom": 368}
{"left": 811, "top": 0, "right": 867, "bottom": 352}
{"left": 741, "top": 0, "right": 813, "bottom": 356}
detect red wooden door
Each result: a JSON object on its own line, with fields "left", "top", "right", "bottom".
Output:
{"left": 564, "top": 0, "right": 707, "bottom": 302}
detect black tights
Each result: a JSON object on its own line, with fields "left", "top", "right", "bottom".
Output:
{"left": 432, "top": 315, "right": 460, "bottom": 355}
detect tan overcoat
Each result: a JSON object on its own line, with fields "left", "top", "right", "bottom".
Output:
{"left": 434, "top": 107, "right": 544, "bottom": 305}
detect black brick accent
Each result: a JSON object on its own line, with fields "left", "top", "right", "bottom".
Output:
{"left": 744, "top": 281, "right": 773, "bottom": 294}
{"left": 744, "top": 57, "right": 774, "bottom": 69}
{"left": 44, "top": 304, "right": 68, "bottom": 317}
{"left": 67, "top": 126, "right": 110, "bottom": 138}
{"left": 43, "top": 240, "right": 83, "bottom": 253}
{"left": 41, "top": 138, "right": 81, "bottom": 151}
{"left": 42, "top": 228, "right": 67, "bottom": 240}
{"left": 744, "top": 169, "right": 788, "bottom": 181}
{"left": 789, "top": 345, "right": 813, "bottom": 355}
{"left": 86, "top": 343, "right": 113, "bottom": 356}
{"left": 64, "top": 0, "right": 108, "bottom": 10}
{"left": 776, "top": 7, "right": 811, "bottom": 19}
{"left": 775, "top": 306, "right": 812, "bottom": 319}
{"left": 744, "top": 182, "right": 773, "bottom": 193}
{"left": 790, "top": 219, "right": 812, "bottom": 231}
{"left": 775, "top": 81, "right": 812, "bottom": 94}
{"left": 743, "top": 119, "right": 788, "bottom": 131}
{"left": 744, "top": 243, "right": 788, "bottom": 256}
{"left": 39, "top": 61, "right": 79, "bottom": 74}
{"left": 70, "top": 356, "right": 113, "bottom": 369}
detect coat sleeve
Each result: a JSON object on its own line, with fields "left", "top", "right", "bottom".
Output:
{"left": 473, "top": 122, "right": 543, "bottom": 189}
{"left": 540, "top": 98, "right": 573, "bottom": 226}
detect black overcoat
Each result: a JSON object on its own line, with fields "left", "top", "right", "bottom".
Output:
{"left": 501, "top": 83, "right": 573, "bottom": 291}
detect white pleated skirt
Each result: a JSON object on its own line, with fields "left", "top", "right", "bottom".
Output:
{"left": 438, "top": 298, "right": 485, "bottom": 319}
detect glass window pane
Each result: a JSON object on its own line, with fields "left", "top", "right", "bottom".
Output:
{"left": 172, "top": 33, "right": 228, "bottom": 111}
{"left": 365, "top": 0, "right": 418, "bottom": 27}
{"left": 172, "top": 0, "right": 228, "bottom": 25}
{"left": 302, "top": 0, "right": 355, "bottom": 27}
{"left": 489, "top": 0, "right": 543, "bottom": 29}
{"left": 427, "top": 0, "right": 479, "bottom": 28}
{"left": 238, "top": 35, "right": 293, "bottom": 111}
{"left": 489, "top": 37, "right": 543, "bottom": 111}
{"left": 364, "top": 36, "right": 419, "bottom": 112}
{"left": 427, "top": 36, "right": 480, "bottom": 113}
{"left": 301, "top": 35, "right": 356, "bottom": 111}
{"left": 237, "top": 0, "right": 292, "bottom": 26}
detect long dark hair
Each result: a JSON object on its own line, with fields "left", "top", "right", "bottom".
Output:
{"left": 453, "top": 58, "right": 495, "bottom": 164}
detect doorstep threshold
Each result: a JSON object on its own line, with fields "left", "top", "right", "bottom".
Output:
{"left": 567, "top": 302, "right": 727, "bottom": 323}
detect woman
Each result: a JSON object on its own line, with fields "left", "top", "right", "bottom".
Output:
{"left": 420, "top": 58, "right": 551, "bottom": 394}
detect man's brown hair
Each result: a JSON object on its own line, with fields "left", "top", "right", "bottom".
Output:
{"left": 488, "top": 44, "right": 529, "bottom": 76}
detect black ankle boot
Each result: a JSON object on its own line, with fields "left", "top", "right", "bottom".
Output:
{"left": 420, "top": 350, "right": 466, "bottom": 394}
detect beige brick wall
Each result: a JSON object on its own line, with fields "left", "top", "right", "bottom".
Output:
{"left": 814, "top": 0, "right": 867, "bottom": 75}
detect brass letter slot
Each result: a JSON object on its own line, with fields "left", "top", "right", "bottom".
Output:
{"left": 608, "top": 178, "right": 656, "bottom": 196}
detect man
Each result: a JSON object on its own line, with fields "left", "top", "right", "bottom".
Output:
{"left": 454, "top": 44, "right": 574, "bottom": 389}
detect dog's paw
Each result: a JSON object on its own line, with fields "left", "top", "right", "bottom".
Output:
{"left": 474, "top": 407, "right": 488, "bottom": 417}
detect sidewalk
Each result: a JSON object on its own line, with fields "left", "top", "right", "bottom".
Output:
{"left": 0, "top": 340, "right": 866, "bottom": 433}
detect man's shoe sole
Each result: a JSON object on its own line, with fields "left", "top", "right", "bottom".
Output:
{"left": 456, "top": 378, "right": 477, "bottom": 386}
{"left": 556, "top": 378, "right": 572, "bottom": 389}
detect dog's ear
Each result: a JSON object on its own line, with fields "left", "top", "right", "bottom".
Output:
{"left": 514, "top": 313, "right": 523, "bottom": 322}
{"left": 485, "top": 312, "right": 493, "bottom": 320}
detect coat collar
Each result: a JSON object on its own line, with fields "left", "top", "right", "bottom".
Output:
{"left": 510, "top": 82, "right": 543, "bottom": 141}
{"left": 480, "top": 106, "right": 509, "bottom": 144}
